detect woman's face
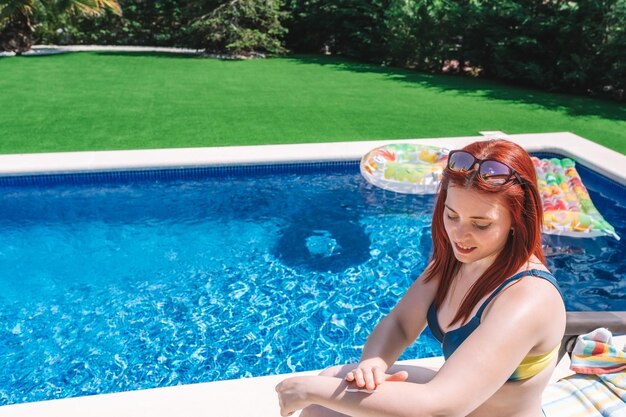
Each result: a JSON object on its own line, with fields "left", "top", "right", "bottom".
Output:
{"left": 443, "top": 185, "right": 513, "bottom": 265}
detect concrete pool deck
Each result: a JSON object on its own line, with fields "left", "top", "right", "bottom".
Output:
{"left": 0, "top": 132, "right": 624, "bottom": 186}
{"left": 1, "top": 337, "right": 623, "bottom": 417}
{"left": 0, "top": 132, "right": 624, "bottom": 416}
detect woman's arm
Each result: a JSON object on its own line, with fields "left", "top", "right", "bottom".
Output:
{"left": 277, "top": 276, "right": 565, "bottom": 417}
{"left": 276, "top": 375, "right": 441, "bottom": 417}
{"left": 347, "top": 271, "right": 439, "bottom": 389}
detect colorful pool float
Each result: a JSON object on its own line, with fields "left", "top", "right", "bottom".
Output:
{"left": 532, "top": 157, "right": 619, "bottom": 240}
{"left": 360, "top": 143, "right": 449, "bottom": 194}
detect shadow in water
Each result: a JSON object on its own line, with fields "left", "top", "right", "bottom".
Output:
{"left": 274, "top": 189, "right": 371, "bottom": 273}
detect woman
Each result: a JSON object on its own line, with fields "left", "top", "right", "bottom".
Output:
{"left": 275, "top": 139, "right": 566, "bottom": 417}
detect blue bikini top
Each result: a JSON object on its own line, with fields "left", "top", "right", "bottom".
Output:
{"left": 426, "top": 269, "right": 563, "bottom": 361}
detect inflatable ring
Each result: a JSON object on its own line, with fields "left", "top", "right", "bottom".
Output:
{"left": 360, "top": 144, "right": 448, "bottom": 194}
{"left": 532, "top": 157, "right": 619, "bottom": 240}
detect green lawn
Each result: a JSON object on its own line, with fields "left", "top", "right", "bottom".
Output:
{"left": 1, "top": 52, "right": 624, "bottom": 154}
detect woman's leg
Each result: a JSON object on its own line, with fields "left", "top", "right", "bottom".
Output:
{"left": 299, "top": 363, "right": 439, "bottom": 417}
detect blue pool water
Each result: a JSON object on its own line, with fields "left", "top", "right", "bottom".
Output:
{"left": 0, "top": 158, "right": 624, "bottom": 405}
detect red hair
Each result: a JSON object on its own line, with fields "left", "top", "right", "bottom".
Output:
{"left": 423, "top": 139, "right": 545, "bottom": 326}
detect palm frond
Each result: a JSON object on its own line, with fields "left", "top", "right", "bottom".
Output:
{"left": 66, "top": 0, "right": 120, "bottom": 16}
{"left": 0, "top": 0, "right": 36, "bottom": 21}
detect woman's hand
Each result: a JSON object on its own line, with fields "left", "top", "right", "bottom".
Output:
{"left": 275, "top": 376, "right": 313, "bottom": 417}
{"left": 345, "top": 365, "right": 408, "bottom": 391}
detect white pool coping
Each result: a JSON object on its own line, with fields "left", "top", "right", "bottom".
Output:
{"left": 0, "top": 132, "right": 625, "bottom": 186}
{"left": 0, "top": 132, "right": 624, "bottom": 416}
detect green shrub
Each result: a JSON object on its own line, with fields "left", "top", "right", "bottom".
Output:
{"left": 35, "top": 0, "right": 205, "bottom": 46}
{"left": 383, "top": 0, "right": 467, "bottom": 70}
{"left": 189, "top": 0, "right": 288, "bottom": 55}
{"left": 464, "top": 0, "right": 625, "bottom": 99}
{"left": 285, "top": 0, "right": 389, "bottom": 60}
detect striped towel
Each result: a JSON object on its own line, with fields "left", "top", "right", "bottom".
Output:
{"left": 542, "top": 328, "right": 626, "bottom": 417}
{"left": 571, "top": 328, "right": 626, "bottom": 374}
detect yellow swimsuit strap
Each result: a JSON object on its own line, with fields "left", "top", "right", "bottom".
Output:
{"left": 509, "top": 344, "right": 560, "bottom": 382}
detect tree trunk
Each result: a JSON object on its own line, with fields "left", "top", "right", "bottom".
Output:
{"left": 0, "top": 11, "right": 35, "bottom": 54}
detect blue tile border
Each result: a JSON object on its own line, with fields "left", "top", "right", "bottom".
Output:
{"left": 0, "top": 161, "right": 360, "bottom": 187}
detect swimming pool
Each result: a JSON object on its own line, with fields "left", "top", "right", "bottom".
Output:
{"left": 0, "top": 146, "right": 624, "bottom": 406}
{"left": 0, "top": 162, "right": 441, "bottom": 405}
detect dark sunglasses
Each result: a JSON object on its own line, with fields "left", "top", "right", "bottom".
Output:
{"left": 446, "top": 150, "right": 524, "bottom": 186}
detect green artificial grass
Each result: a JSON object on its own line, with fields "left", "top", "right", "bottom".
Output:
{"left": 1, "top": 52, "right": 624, "bottom": 154}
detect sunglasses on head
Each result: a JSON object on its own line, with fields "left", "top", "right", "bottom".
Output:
{"left": 446, "top": 150, "right": 524, "bottom": 186}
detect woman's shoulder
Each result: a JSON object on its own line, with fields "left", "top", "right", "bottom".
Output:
{"left": 489, "top": 259, "right": 564, "bottom": 327}
{"left": 514, "top": 255, "right": 551, "bottom": 275}
{"left": 506, "top": 259, "right": 560, "bottom": 302}
{"left": 483, "top": 257, "right": 562, "bottom": 320}
{"left": 489, "top": 262, "right": 566, "bottom": 352}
